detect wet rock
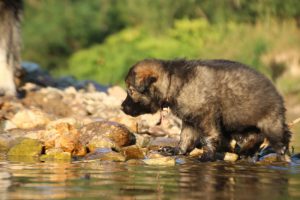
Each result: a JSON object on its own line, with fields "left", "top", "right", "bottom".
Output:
{"left": 84, "top": 148, "right": 126, "bottom": 162}
{"left": 49, "top": 122, "right": 85, "bottom": 156}
{"left": 291, "top": 153, "right": 300, "bottom": 164}
{"left": 10, "top": 108, "right": 51, "bottom": 129}
{"left": 0, "top": 134, "right": 16, "bottom": 152}
{"left": 121, "top": 145, "right": 146, "bottom": 160}
{"left": 126, "top": 159, "right": 145, "bottom": 165}
{"left": 87, "top": 137, "right": 119, "bottom": 153}
{"left": 79, "top": 121, "right": 136, "bottom": 149}
{"left": 223, "top": 152, "right": 239, "bottom": 162}
{"left": 8, "top": 138, "right": 43, "bottom": 157}
{"left": 40, "top": 148, "right": 72, "bottom": 161}
{"left": 143, "top": 156, "right": 176, "bottom": 166}
{"left": 148, "top": 137, "right": 179, "bottom": 151}
{"left": 147, "top": 151, "right": 166, "bottom": 159}
{"left": 189, "top": 148, "right": 204, "bottom": 158}
{"left": 258, "top": 153, "right": 278, "bottom": 163}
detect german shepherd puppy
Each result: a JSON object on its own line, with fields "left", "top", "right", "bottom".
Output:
{"left": 0, "top": 0, "right": 23, "bottom": 96}
{"left": 121, "top": 59, "right": 291, "bottom": 161}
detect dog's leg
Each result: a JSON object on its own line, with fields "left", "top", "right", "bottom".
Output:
{"left": 198, "top": 118, "right": 221, "bottom": 162}
{"left": 234, "top": 131, "right": 264, "bottom": 158}
{"left": 159, "top": 122, "right": 199, "bottom": 156}
{"left": 178, "top": 122, "right": 200, "bottom": 155}
{"left": 258, "top": 116, "right": 291, "bottom": 161}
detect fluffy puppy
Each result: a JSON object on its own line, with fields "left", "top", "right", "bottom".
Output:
{"left": 122, "top": 59, "right": 291, "bottom": 161}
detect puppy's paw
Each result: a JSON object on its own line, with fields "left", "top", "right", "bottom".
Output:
{"left": 199, "top": 151, "right": 216, "bottom": 162}
{"left": 158, "top": 146, "right": 181, "bottom": 156}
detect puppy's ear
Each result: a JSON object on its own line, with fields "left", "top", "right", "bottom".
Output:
{"left": 136, "top": 76, "right": 157, "bottom": 93}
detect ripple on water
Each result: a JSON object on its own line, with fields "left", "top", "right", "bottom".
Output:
{"left": 0, "top": 159, "right": 300, "bottom": 199}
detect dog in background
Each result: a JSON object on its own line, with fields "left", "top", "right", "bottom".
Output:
{"left": 0, "top": 0, "right": 23, "bottom": 96}
{"left": 121, "top": 59, "right": 291, "bottom": 161}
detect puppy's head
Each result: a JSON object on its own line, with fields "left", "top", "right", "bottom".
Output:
{"left": 121, "top": 59, "right": 164, "bottom": 117}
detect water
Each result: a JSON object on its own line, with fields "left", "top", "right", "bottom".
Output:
{"left": 1, "top": 158, "right": 300, "bottom": 200}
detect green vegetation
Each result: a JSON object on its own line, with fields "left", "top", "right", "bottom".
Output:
{"left": 22, "top": 0, "right": 300, "bottom": 89}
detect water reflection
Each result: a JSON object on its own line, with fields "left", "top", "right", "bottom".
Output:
{"left": 0, "top": 159, "right": 300, "bottom": 200}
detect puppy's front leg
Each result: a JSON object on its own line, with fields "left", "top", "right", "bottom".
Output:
{"left": 159, "top": 122, "right": 200, "bottom": 156}
{"left": 178, "top": 122, "right": 200, "bottom": 155}
{"left": 199, "top": 120, "right": 221, "bottom": 162}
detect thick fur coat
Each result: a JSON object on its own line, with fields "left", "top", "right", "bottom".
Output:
{"left": 122, "top": 59, "right": 291, "bottom": 161}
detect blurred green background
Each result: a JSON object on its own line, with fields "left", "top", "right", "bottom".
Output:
{"left": 22, "top": 0, "right": 300, "bottom": 86}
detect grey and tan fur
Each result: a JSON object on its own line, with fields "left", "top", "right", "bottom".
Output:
{"left": 0, "top": 0, "right": 23, "bottom": 96}
{"left": 121, "top": 59, "right": 291, "bottom": 161}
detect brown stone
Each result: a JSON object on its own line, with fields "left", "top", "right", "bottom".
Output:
{"left": 79, "top": 121, "right": 136, "bottom": 148}
{"left": 121, "top": 145, "right": 146, "bottom": 160}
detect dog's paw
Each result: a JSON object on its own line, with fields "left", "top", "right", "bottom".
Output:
{"left": 199, "top": 152, "right": 216, "bottom": 162}
{"left": 158, "top": 146, "right": 180, "bottom": 156}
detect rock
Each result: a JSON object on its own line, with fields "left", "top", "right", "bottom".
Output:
{"left": 148, "top": 137, "right": 179, "bottom": 151}
{"left": 84, "top": 148, "right": 125, "bottom": 162}
{"left": 143, "top": 157, "right": 176, "bottom": 166}
{"left": 110, "top": 114, "right": 138, "bottom": 133}
{"left": 137, "top": 113, "right": 161, "bottom": 133}
{"left": 27, "top": 122, "right": 86, "bottom": 156}
{"left": 291, "top": 153, "right": 300, "bottom": 164}
{"left": 1, "top": 120, "right": 17, "bottom": 131}
{"left": 258, "top": 153, "right": 278, "bottom": 163}
{"left": 87, "top": 137, "right": 119, "bottom": 153}
{"left": 46, "top": 118, "right": 82, "bottom": 129}
{"left": 40, "top": 148, "right": 72, "bottom": 161}
{"left": 8, "top": 138, "right": 43, "bottom": 157}
{"left": 189, "top": 148, "right": 204, "bottom": 157}
{"left": 107, "top": 86, "right": 126, "bottom": 102}
{"left": 22, "top": 90, "right": 73, "bottom": 117}
{"left": 126, "top": 159, "right": 144, "bottom": 165}
{"left": 79, "top": 121, "right": 136, "bottom": 148}
{"left": 133, "top": 133, "right": 151, "bottom": 148}
{"left": 11, "top": 108, "right": 51, "bottom": 129}
{"left": 0, "top": 134, "right": 16, "bottom": 152}
{"left": 223, "top": 152, "right": 239, "bottom": 162}
{"left": 147, "top": 151, "right": 166, "bottom": 159}
{"left": 121, "top": 145, "right": 146, "bottom": 160}
{"left": 50, "top": 122, "right": 85, "bottom": 156}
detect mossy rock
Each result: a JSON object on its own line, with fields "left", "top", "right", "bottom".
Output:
{"left": 40, "top": 151, "right": 71, "bottom": 161}
{"left": 8, "top": 138, "right": 43, "bottom": 157}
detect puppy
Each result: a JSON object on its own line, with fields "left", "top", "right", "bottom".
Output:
{"left": 0, "top": 0, "right": 23, "bottom": 96}
{"left": 121, "top": 59, "right": 291, "bottom": 161}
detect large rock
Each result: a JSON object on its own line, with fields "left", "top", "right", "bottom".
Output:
{"left": 46, "top": 122, "right": 86, "bottom": 156}
{"left": 8, "top": 138, "right": 43, "bottom": 157}
{"left": 79, "top": 121, "right": 136, "bottom": 151}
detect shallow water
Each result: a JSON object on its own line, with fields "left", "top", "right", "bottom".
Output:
{"left": 1, "top": 157, "right": 300, "bottom": 200}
